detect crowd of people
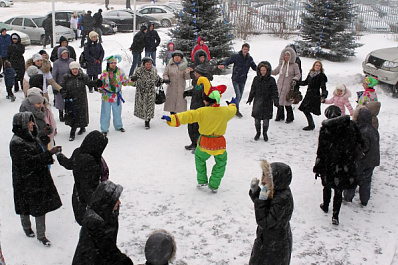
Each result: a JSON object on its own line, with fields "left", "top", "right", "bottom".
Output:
{"left": 1, "top": 17, "right": 382, "bottom": 263}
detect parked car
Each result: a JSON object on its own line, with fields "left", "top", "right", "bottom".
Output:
{"left": 4, "top": 15, "right": 75, "bottom": 45}
{"left": 165, "top": 2, "right": 183, "bottom": 12}
{"left": 138, "top": 5, "right": 176, "bottom": 27}
{"left": 45, "top": 10, "right": 117, "bottom": 35}
{"left": 0, "top": 0, "right": 12, "bottom": 7}
{"left": 103, "top": 9, "right": 160, "bottom": 31}
{"left": 0, "top": 22, "right": 31, "bottom": 46}
{"left": 362, "top": 47, "right": 398, "bottom": 95}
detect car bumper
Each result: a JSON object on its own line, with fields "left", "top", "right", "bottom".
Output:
{"left": 363, "top": 62, "right": 398, "bottom": 85}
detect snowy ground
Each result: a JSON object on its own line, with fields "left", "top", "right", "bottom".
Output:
{"left": 1, "top": 2, "right": 398, "bottom": 265}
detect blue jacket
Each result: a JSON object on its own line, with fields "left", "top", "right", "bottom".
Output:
{"left": 3, "top": 67, "right": 16, "bottom": 87}
{"left": 84, "top": 40, "right": 104, "bottom": 76}
{"left": 0, "top": 33, "right": 11, "bottom": 58}
{"left": 222, "top": 50, "right": 256, "bottom": 83}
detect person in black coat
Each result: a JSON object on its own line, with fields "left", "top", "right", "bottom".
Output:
{"left": 42, "top": 14, "right": 53, "bottom": 48}
{"left": 344, "top": 107, "right": 380, "bottom": 206}
{"left": 57, "top": 130, "right": 108, "bottom": 225}
{"left": 84, "top": 31, "right": 104, "bottom": 93}
{"left": 80, "top": 10, "right": 95, "bottom": 48}
{"left": 9, "top": 112, "right": 62, "bottom": 246}
{"left": 50, "top": 36, "right": 77, "bottom": 62}
{"left": 60, "top": 62, "right": 99, "bottom": 141}
{"left": 248, "top": 160, "right": 294, "bottom": 265}
{"left": 129, "top": 25, "right": 147, "bottom": 76}
{"left": 93, "top": 9, "right": 103, "bottom": 43}
{"left": 314, "top": 105, "right": 363, "bottom": 225}
{"left": 7, "top": 33, "right": 25, "bottom": 92}
{"left": 72, "top": 180, "right": 133, "bottom": 265}
{"left": 144, "top": 22, "right": 161, "bottom": 66}
{"left": 246, "top": 61, "right": 279, "bottom": 142}
{"left": 298, "top": 60, "right": 328, "bottom": 130}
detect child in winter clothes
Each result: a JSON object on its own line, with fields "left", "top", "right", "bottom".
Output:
{"left": 248, "top": 160, "right": 294, "bottom": 265}
{"left": 358, "top": 76, "right": 378, "bottom": 105}
{"left": 247, "top": 61, "right": 279, "bottom": 141}
{"left": 323, "top": 84, "right": 354, "bottom": 115}
{"left": 353, "top": 101, "right": 381, "bottom": 129}
{"left": 2, "top": 60, "right": 16, "bottom": 101}
{"left": 98, "top": 55, "right": 134, "bottom": 135}
{"left": 344, "top": 107, "right": 380, "bottom": 206}
{"left": 163, "top": 42, "right": 175, "bottom": 65}
{"left": 191, "top": 36, "right": 210, "bottom": 62}
{"left": 139, "top": 230, "right": 177, "bottom": 265}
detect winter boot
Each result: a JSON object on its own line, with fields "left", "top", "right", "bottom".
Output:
{"left": 38, "top": 237, "right": 51, "bottom": 247}
{"left": 145, "top": 119, "right": 150, "bottom": 129}
{"left": 10, "top": 95, "right": 16, "bottom": 102}
{"left": 285, "top": 106, "right": 294, "bottom": 123}
{"left": 303, "top": 111, "right": 315, "bottom": 130}
{"left": 320, "top": 203, "right": 328, "bottom": 213}
{"left": 263, "top": 123, "right": 269, "bottom": 142}
{"left": 254, "top": 119, "right": 261, "bottom": 141}
{"left": 69, "top": 128, "right": 76, "bottom": 141}
{"left": 275, "top": 106, "right": 284, "bottom": 121}
{"left": 185, "top": 143, "right": 197, "bottom": 150}
{"left": 59, "top": 110, "right": 65, "bottom": 122}
{"left": 235, "top": 111, "right": 243, "bottom": 118}
{"left": 24, "top": 228, "right": 35, "bottom": 238}
{"left": 14, "top": 81, "right": 19, "bottom": 92}
{"left": 77, "top": 127, "right": 86, "bottom": 135}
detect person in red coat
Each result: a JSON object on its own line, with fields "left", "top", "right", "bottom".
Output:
{"left": 191, "top": 36, "right": 210, "bottom": 62}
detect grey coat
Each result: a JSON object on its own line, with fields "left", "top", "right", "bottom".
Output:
{"left": 163, "top": 57, "right": 190, "bottom": 113}
{"left": 271, "top": 47, "right": 301, "bottom": 106}
{"left": 52, "top": 47, "right": 74, "bottom": 110}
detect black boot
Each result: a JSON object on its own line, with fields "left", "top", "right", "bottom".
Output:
{"left": 263, "top": 121, "right": 269, "bottom": 142}
{"left": 285, "top": 106, "right": 294, "bottom": 123}
{"left": 69, "top": 128, "right": 76, "bottom": 141}
{"left": 303, "top": 111, "right": 315, "bottom": 130}
{"left": 275, "top": 106, "right": 284, "bottom": 121}
{"left": 145, "top": 119, "right": 150, "bottom": 129}
{"left": 14, "top": 80, "right": 19, "bottom": 92}
{"left": 59, "top": 110, "right": 65, "bottom": 122}
{"left": 77, "top": 127, "right": 86, "bottom": 135}
{"left": 254, "top": 119, "right": 261, "bottom": 141}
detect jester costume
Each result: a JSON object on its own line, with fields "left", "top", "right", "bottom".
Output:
{"left": 165, "top": 76, "right": 237, "bottom": 191}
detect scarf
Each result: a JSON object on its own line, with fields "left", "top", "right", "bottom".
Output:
{"left": 109, "top": 67, "right": 118, "bottom": 92}
{"left": 279, "top": 60, "right": 290, "bottom": 78}
{"left": 309, "top": 70, "right": 320, "bottom": 78}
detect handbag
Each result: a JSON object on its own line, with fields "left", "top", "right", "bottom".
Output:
{"left": 155, "top": 85, "right": 166, "bottom": 105}
{"left": 286, "top": 86, "right": 303, "bottom": 104}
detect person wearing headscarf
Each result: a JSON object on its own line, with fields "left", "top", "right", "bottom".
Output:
{"left": 50, "top": 36, "right": 77, "bottom": 62}
{"left": 6, "top": 33, "right": 25, "bottom": 93}
{"left": 84, "top": 31, "right": 104, "bottom": 93}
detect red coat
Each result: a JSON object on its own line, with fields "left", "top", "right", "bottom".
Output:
{"left": 191, "top": 37, "right": 210, "bottom": 62}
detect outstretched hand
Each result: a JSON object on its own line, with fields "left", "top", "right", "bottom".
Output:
{"left": 161, "top": 115, "right": 171, "bottom": 122}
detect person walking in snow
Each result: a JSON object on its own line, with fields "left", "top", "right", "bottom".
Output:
{"left": 98, "top": 55, "right": 133, "bottom": 135}
{"left": 297, "top": 60, "right": 328, "bottom": 130}
{"left": 246, "top": 61, "right": 279, "bottom": 142}
{"left": 10, "top": 112, "right": 62, "bottom": 246}
{"left": 218, "top": 43, "right": 256, "bottom": 118}
{"left": 161, "top": 79, "right": 237, "bottom": 193}
{"left": 191, "top": 36, "right": 210, "bottom": 62}
{"left": 323, "top": 84, "right": 353, "bottom": 116}
{"left": 72, "top": 181, "right": 133, "bottom": 265}
{"left": 144, "top": 22, "right": 161, "bottom": 66}
{"left": 344, "top": 107, "right": 380, "bottom": 206}
{"left": 6, "top": 33, "right": 25, "bottom": 93}
{"left": 248, "top": 160, "right": 294, "bottom": 265}
{"left": 314, "top": 105, "right": 363, "bottom": 225}
{"left": 0, "top": 28, "right": 11, "bottom": 72}
{"left": 129, "top": 25, "right": 147, "bottom": 75}
{"left": 271, "top": 46, "right": 301, "bottom": 124}
{"left": 358, "top": 76, "right": 378, "bottom": 106}
{"left": 2, "top": 60, "right": 16, "bottom": 101}
{"left": 56, "top": 130, "right": 109, "bottom": 225}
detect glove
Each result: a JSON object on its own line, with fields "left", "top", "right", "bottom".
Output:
{"left": 250, "top": 177, "right": 259, "bottom": 192}
{"left": 291, "top": 80, "right": 297, "bottom": 87}
{"left": 246, "top": 101, "right": 251, "bottom": 105}
{"left": 259, "top": 185, "right": 269, "bottom": 200}
{"left": 226, "top": 97, "right": 237, "bottom": 105}
{"left": 315, "top": 173, "right": 320, "bottom": 180}
{"left": 49, "top": 146, "right": 62, "bottom": 155}
{"left": 96, "top": 79, "right": 103, "bottom": 87}
{"left": 67, "top": 99, "right": 73, "bottom": 102}
{"left": 163, "top": 79, "right": 171, "bottom": 84}
{"left": 130, "top": 75, "right": 138, "bottom": 82}
{"left": 161, "top": 115, "right": 171, "bottom": 122}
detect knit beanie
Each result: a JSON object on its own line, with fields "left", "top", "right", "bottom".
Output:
{"left": 336, "top": 84, "right": 346, "bottom": 92}
{"left": 89, "top": 31, "right": 98, "bottom": 40}
{"left": 27, "top": 87, "right": 44, "bottom": 104}
{"left": 32, "top": 53, "right": 43, "bottom": 62}
{"left": 26, "top": 66, "right": 39, "bottom": 77}
{"left": 364, "top": 76, "right": 378, "bottom": 87}
{"left": 69, "top": 61, "right": 80, "bottom": 70}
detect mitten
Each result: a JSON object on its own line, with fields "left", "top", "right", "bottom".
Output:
{"left": 130, "top": 75, "right": 138, "bottom": 82}
{"left": 250, "top": 177, "right": 259, "bottom": 192}
{"left": 161, "top": 115, "right": 171, "bottom": 122}
{"left": 163, "top": 79, "right": 171, "bottom": 84}
{"left": 259, "top": 185, "right": 269, "bottom": 200}
{"left": 226, "top": 97, "right": 237, "bottom": 105}
{"left": 96, "top": 79, "right": 103, "bottom": 87}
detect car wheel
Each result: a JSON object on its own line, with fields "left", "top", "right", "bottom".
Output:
{"left": 161, "top": 19, "right": 171, "bottom": 27}
{"left": 0, "top": 2, "right": 6, "bottom": 7}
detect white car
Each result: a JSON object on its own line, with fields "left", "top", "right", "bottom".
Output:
{"left": 0, "top": 22, "right": 30, "bottom": 46}
{"left": 0, "top": 0, "right": 13, "bottom": 7}
{"left": 138, "top": 5, "right": 176, "bottom": 27}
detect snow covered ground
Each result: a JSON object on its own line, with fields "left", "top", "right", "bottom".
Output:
{"left": 1, "top": 2, "right": 398, "bottom": 264}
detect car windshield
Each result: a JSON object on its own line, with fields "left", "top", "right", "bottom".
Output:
{"left": 32, "top": 17, "right": 45, "bottom": 27}
{"left": 162, "top": 6, "right": 174, "bottom": 12}
{"left": 0, "top": 22, "right": 11, "bottom": 30}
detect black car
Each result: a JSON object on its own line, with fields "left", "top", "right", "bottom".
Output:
{"left": 46, "top": 10, "right": 117, "bottom": 35}
{"left": 102, "top": 9, "right": 160, "bottom": 31}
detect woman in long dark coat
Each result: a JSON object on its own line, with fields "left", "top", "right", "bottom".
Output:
{"left": 7, "top": 33, "right": 25, "bottom": 92}
{"left": 72, "top": 181, "right": 133, "bottom": 265}
{"left": 84, "top": 31, "right": 104, "bottom": 93}
{"left": 61, "top": 61, "right": 98, "bottom": 141}
{"left": 57, "top": 130, "right": 108, "bottom": 226}
{"left": 9, "top": 112, "right": 62, "bottom": 246}
{"left": 247, "top": 61, "right": 279, "bottom": 142}
{"left": 249, "top": 160, "right": 294, "bottom": 265}
{"left": 298, "top": 60, "right": 328, "bottom": 130}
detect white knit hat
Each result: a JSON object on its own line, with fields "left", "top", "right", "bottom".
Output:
{"left": 32, "top": 53, "right": 43, "bottom": 62}
{"left": 69, "top": 61, "right": 80, "bottom": 70}
{"left": 336, "top": 84, "right": 346, "bottom": 92}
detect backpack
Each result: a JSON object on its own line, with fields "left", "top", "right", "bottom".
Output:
{"left": 79, "top": 52, "right": 87, "bottom": 69}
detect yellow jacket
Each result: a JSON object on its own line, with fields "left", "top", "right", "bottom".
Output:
{"left": 167, "top": 104, "right": 237, "bottom": 155}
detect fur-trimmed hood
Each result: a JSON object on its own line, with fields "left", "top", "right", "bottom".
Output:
{"left": 145, "top": 229, "right": 177, "bottom": 265}
{"left": 333, "top": 87, "right": 352, "bottom": 99}
{"left": 261, "top": 160, "right": 292, "bottom": 198}
{"left": 278, "top": 46, "right": 296, "bottom": 65}
{"left": 256, "top": 61, "right": 272, "bottom": 79}
{"left": 25, "top": 57, "right": 51, "bottom": 74}
{"left": 12, "top": 112, "right": 38, "bottom": 142}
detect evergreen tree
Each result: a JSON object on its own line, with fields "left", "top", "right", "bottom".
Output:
{"left": 166, "top": 0, "right": 234, "bottom": 64}
{"left": 297, "top": 0, "right": 362, "bottom": 61}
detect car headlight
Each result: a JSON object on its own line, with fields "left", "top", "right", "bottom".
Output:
{"left": 382, "top": 60, "right": 398, "bottom": 68}
{"left": 103, "top": 24, "right": 110, "bottom": 28}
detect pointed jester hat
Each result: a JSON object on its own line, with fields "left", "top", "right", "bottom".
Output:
{"left": 197, "top": 76, "right": 227, "bottom": 107}
{"left": 364, "top": 76, "right": 378, "bottom": 87}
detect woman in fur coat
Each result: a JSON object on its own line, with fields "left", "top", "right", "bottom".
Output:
{"left": 323, "top": 83, "right": 353, "bottom": 116}
{"left": 271, "top": 47, "right": 301, "bottom": 123}
{"left": 248, "top": 160, "right": 294, "bottom": 265}
{"left": 298, "top": 60, "right": 328, "bottom": 130}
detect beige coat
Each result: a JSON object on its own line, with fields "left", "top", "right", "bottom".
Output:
{"left": 353, "top": 101, "right": 381, "bottom": 129}
{"left": 163, "top": 57, "right": 190, "bottom": 113}
{"left": 271, "top": 47, "right": 301, "bottom": 106}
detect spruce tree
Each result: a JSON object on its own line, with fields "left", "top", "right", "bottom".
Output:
{"left": 167, "top": 0, "right": 234, "bottom": 64}
{"left": 297, "top": 0, "right": 362, "bottom": 61}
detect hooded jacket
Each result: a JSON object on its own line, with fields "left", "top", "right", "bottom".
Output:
{"left": 7, "top": 33, "right": 25, "bottom": 80}
{"left": 0, "top": 31, "right": 11, "bottom": 58}
{"left": 247, "top": 61, "right": 279, "bottom": 120}
{"left": 191, "top": 36, "right": 210, "bottom": 62}
{"left": 130, "top": 26, "right": 147, "bottom": 53}
{"left": 50, "top": 36, "right": 77, "bottom": 62}
{"left": 10, "top": 112, "right": 62, "bottom": 217}
{"left": 249, "top": 161, "right": 294, "bottom": 265}
{"left": 145, "top": 23, "right": 161, "bottom": 52}
{"left": 324, "top": 87, "right": 353, "bottom": 115}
